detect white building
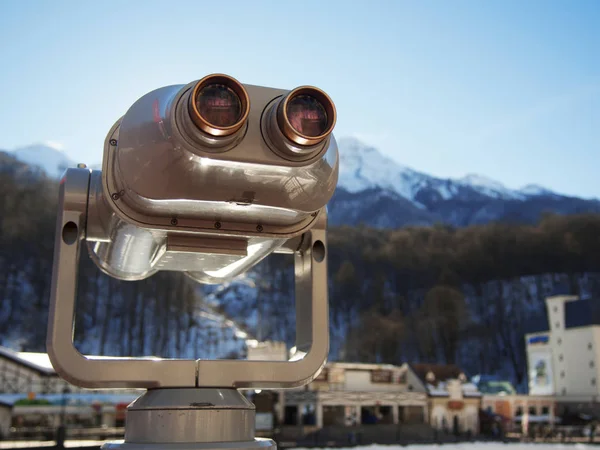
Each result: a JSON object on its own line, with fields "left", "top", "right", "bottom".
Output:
{"left": 525, "top": 295, "right": 600, "bottom": 399}
{"left": 283, "top": 362, "right": 428, "bottom": 428}
{"left": 281, "top": 361, "right": 481, "bottom": 434}
{"left": 481, "top": 394, "right": 556, "bottom": 432}
{"left": 409, "top": 364, "right": 481, "bottom": 435}
{"left": 0, "top": 347, "right": 68, "bottom": 394}
{"left": 0, "top": 346, "right": 141, "bottom": 397}
{"left": 475, "top": 294, "right": 600, "bottom": 432}
{"left": 0, "top": 347, "right": 141, "bottom": 431}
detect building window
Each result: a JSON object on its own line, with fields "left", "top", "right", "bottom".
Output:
{"left": 589, "top": 343, "right": 593, "bottom": 350}
{"left": 560, "top": 371, "right": 565, "bottom": 378}
{"left": 555, "top": 322, "right": 560, "bottom": 328}
{"left": 559, "top": 354, "right": 564, "bottom": 362}
{"left": 553, "top": 306, "right": 558, "bottom": 313}
{"left": 516, "top": 406, "right": 523, "bottom": 416}
{"left": 541, "top": 406, "right": 550, "bottom": 415}
{"left": 529, "top": 406, "right": 537, "bottom": 416}
{"left": 557, "top": 338, "right": 562, "bottom": 345}
{"left": 562, "top": 388, "right": 567, "bottom": 395}
{"left": 592, "top": 378, "right": 596, "bottom": 386}
{"left": 591, "top": 361, "right": 595, "bottom": 368}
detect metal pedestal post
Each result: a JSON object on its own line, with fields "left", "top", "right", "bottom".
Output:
{"left": 103, "top": 389, "right": 275, "bottom": 450}
{"left": 48, "top": 169, "right": 330, "bottom": 450}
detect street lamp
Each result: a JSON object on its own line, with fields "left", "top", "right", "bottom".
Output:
{"left": 56, "top": 386, "right": 70, "bottom": 448}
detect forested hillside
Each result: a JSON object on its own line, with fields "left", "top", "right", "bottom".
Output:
{"left": 1, "top": 152, "right": 600, "bottom": 391}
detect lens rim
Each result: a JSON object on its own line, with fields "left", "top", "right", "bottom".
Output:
{"left": 189, "top": 74, "right": 250, "bottom": 137}
{"left": 277, "top": 86, "right": 336, "bottom": 146}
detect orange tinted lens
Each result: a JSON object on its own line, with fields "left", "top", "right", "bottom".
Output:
{"left": 196, "top": 84, "right": 242, "bottom": 128}
{"left": 286, "top": 95, "right": 328, "bottom": 137}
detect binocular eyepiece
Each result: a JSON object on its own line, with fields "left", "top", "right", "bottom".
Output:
{"left": 182, "top": 73, "right": 336, "bottom": 154}
{"left": 85, "top": 74, "right": 339, "bottom": 284}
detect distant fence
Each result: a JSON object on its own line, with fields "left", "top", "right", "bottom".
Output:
{"left": 5, "top": 427, "right": 124, "bottom": 442}
{"left": 2, "top": 424, "right": 599, "bottom": 449}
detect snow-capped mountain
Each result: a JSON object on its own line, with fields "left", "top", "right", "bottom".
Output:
{"left": 338, "top": 138, "right": 428, "bottom": 199}
{"left": 337, "top": 137, "right": 551, "bottom": 203}
{"left": 457, "top": 174, "right": 525, "bottom": 200}
{"left": 518, "top": 184, "right": 557, "bottom": 197}
{"left": 3, "top": 138, "right": 599, "bottom": 229}
{"left": 10, "top": 143, "right": 76, "bottom": 179}
{"left": 3, "top": 138, "right": 564, "bottom": 203}
{"left": 331, "top": 137, "right": 600, "bottom": 228}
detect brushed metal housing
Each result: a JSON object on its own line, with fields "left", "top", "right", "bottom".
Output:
{"left": 87, "top": 80, "right": 338, "bottom": 283}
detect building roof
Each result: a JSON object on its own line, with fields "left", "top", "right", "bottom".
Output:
{"left": 462, "top": 382, "right": 482, "bottom": 397}
{"left": 326, "top": 362, "right": 401, "bottom": 371}
{"left": 0, "top": 347, "right": 165, "bottom": 376}
{"left": 565, "top": 299, "right": 600, "bottom": 329}
{"left": 0, "top": 393, "right": 139, "bottom": 407}
{"left": 425, "top": 381, "right": 481, "bottom": 398}
{"left": 408, "top": 364, "right": 481, "bottom": 397}
{"left": 525, "top": 298, "right": 600, "bottom": 334}
{"left": 475, "top": 379, "right": 517, "bottom": 395}
{"left": 471, "top": 374, "right": 517, "bottom": 395}
{"left": 0, "top": 347, "right": 56, "bottom": 376}
{"left": 409, "top": 363, "right": 463, "bottom": 386}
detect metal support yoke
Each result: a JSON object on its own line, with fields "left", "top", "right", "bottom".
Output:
{"left": 47, "top": 168, "right": 329, "bottom": 389}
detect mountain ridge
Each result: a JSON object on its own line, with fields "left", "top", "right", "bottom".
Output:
{"left": 336, "top": 136, "right": 577, "bottom": 201}
{"left": 4, "top": 140, "right": 599, "bottom": 229}
{"left": 331, "top": 137, "right": 600, "bottom": 228}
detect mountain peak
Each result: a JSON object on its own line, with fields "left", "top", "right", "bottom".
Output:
{"left": 330, "top": 139, "right": 600, "bottom": 228}
{"left": 458, "top": 173, "right": 507, "bottom": 190}
{"left": 519, "top": 184, "right": 555, "bottom": 197}
{"left": 337, "top": 136, "right": 381, "bottom": 153}
{"left": 337, "top": 137, "right": 423, "bottom": 199}
{"left": 41, "top": 140, "right": 66, "bottom": 151}
{"left": 336, "top": 138, "right": 527, "bottom": 203}
{"left": 456, "top": 173, "right": 522, "bottom": 200}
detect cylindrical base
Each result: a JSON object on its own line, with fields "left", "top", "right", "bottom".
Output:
{"left": 125, "top": 389, "right": 255, "bottom": 443}
{"left": 102, "top": 389, "right": 275, "bottom": 450}
{"left": 102, "top": 438, "right": 276, "bottom": 450}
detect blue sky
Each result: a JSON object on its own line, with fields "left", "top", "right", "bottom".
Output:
{"left": 0, "top": 0, "right": 598, "bottom": 197}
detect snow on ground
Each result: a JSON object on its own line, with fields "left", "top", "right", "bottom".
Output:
{"left": 15, "top": 351, "right": 53, "bottom": 370}
{"left": 295, "top": 444, "right": 594, "bottom": 450}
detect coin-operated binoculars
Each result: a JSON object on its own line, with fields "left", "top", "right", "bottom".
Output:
{"left": 47, "top": 74, "right": 338, "bottom": 450}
